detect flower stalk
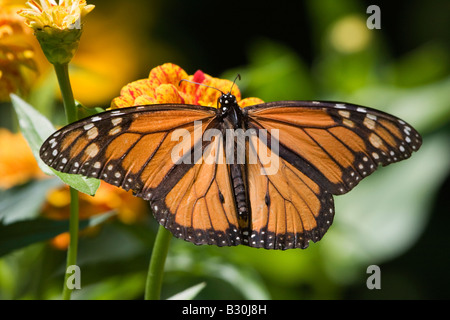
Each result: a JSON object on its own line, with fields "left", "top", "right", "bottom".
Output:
{"left": 54, "top": 62, "right": 79, "bottom": 300}
{"left": 61, "top": 187, "right": 79, "bottom": 300}
{"left": 145, "top": 226, "right": 172, "bottom": 300}
{"left": 53, "top": 63, "right": 78, "bottom": 123}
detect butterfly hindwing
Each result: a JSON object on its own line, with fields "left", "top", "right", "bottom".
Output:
{"left": 246, "top": 132, "right": 334, "bottom": 249}
{"left": 148, "top": 127, "right": 242, "bottom": 246}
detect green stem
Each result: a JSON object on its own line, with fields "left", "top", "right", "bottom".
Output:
{"left": 145, "top": 226, "right": 172, "bottom": 300}
{"left": 61, "top": 188, "right": 79, "bottom": 300}
{"left": 54, "top": 63, "right": 79, "bottom": 300}
{"left": 54, "top": 63, "right": 77, "bottom": 123}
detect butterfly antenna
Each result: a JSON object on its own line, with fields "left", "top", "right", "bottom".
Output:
{"left": 229, "top": 74, "right": 241, "bottom": 94}
{"left": 179, "top": 79, "right": 224, "bottom": 95}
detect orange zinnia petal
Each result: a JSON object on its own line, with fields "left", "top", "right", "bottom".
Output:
{"left": 148, "top": 63, "right": 188, "bottom": 87}
{"left": 134, "top": 95, "right": 157, "bottom": 105}
{"left": 239, "top": 97, "right": 265, "bottom": 108}
{"left": 156, "top": 84, "right": 185, "bottom": 104}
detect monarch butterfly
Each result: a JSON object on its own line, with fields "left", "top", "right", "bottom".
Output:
{"left": 40, "top": 78, "right": 422, "bottom": 250}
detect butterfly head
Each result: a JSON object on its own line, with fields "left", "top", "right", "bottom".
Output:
{"left": 218, "top": 74, "right": 241, "bottom": 116}
{"left": 219, "top": 93, "right": 237, "bottom": 108}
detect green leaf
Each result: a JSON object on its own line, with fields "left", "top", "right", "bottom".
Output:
{"left": 0, "top": 178, "right": 62, "bottom": 224}
{"left": 167, "top": 282, "right": 206, "bottom": 300}
{"left": 10, "top": 93, "right": 100, "bottom": 196}
{"left": 76, "top": 100, "right": 105, "bottom": 119}
{"left": 49, "top": 168, "right": 101, "bottom": 196}
{"left": 0, "top": 211, "right": 116, "bottom": 257}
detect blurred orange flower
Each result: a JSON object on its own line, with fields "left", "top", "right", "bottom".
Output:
{"left": 43, "top": 181, "right": 148, "bottom": 223}
{"left": 0, "top": 0, "right": 38, "bottom": 101}
{"left": 111, "top": 63, "right": 264, "bottom": 109}
{"left": 0, "top": 128, "right": 45, "bottom": 188}
{"left": 43, "top": 181, "right": 148, "bottom": 249}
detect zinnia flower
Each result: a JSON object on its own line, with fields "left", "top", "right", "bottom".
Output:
{"left": 111, "top": 63, "right": 264, "bottom": 109}
{"left": 18, "top": 0, "right": 95, "bottom": 64}
{"left": 18, "top": 0, "right": 94, "bottom": 31}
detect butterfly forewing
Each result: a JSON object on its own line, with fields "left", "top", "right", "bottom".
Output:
{"left": 40, "top": 105, "right": 216, "bottom": 199}
{"left": 245, "top": 101, "right": 422, "bottom": 195}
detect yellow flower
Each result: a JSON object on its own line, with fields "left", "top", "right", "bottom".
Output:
{"left": 111, "top": 63, "right": 264, "bottom": 109}
{"left": 18, "top": 0, "right": 94, "bottom": 31}
{"left": 17, "top": 0, "right": 95, "bottom": 64}
{"left": 0, "top": 128, "right": 46, "bottom": 189}
{"left": 0, "top": 0, "right": 38, "bottom": 101}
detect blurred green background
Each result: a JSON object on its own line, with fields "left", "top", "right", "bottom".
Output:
{"left": 1, "top": 0, "right": 449, "bottom": 299}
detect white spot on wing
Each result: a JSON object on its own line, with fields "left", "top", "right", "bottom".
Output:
{"left": 109, "top": 126, "right": 121, "bottom": 135}
{"left": 357, "top": 107, "right": 367, "bottom": 113}
{"left": 87, "top": 127, "right": 98, "bottom": 140}
{"left": 111, "top": 117, "right": 122, "bottom": 126}
{"left": 338, "top": 110, "right": 350, "bottom": 118}
{"left": 84, "top": 123, "right": 94, "bottom": 130}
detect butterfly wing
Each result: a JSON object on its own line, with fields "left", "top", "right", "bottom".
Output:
{"left": 40, "top": 105, "right": 217, "bottom": 199}
{"left": 244, "top": 100, "right": 422, "bottom": 249}
{"left": 245, "top": 131, "right": 334, "bottom": 249}
{"left": 148, "top": 126, "right": 242, "bottom": 246}
{"left": 40, "top": 105, "right": 242, "bottom": 246}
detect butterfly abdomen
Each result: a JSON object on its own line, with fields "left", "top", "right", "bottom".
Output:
{"left": 230, "top": 163, "right": 251, "bottom": 238}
